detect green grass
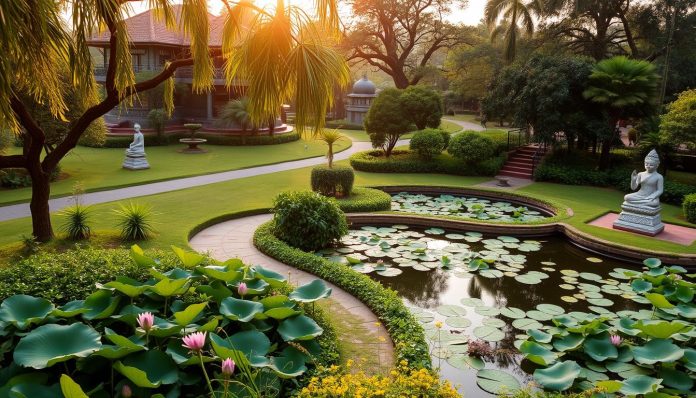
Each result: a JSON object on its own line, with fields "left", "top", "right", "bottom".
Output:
{"left": 338, "top": 120, "right": 463, "bottom": 142}
{"left": 0, "top": 162, "right": 693, "bottom": 256}
{"left": 447, "top": 114, "right": 514, "bottom": 131}
{"left": 670, "top": 170, "right": 696, "bottom": 186}
{"left": 0, "top": 139, "right": 352, "bottom": 205}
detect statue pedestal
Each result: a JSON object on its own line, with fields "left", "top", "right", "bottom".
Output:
{"left": 612, "top": 204, "right": 665, "bottom": 236}
{"left": 122, "top": 153, "right": 150, "bottom": 170}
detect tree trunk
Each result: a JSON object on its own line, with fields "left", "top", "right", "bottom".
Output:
{"left": 393, "top": 71, "right": 409, "bottom": 89}
{"left": 598, "top": 138, "right": 612, "bottom": 171}
{"left": 29, "top": 169, "right": 54, "bottom": 242}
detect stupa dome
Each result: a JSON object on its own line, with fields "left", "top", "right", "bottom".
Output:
{"left": 352, "top": 75, "right": 376, "bottom": 95}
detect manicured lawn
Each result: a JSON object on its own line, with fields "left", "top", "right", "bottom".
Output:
{"left": 448, "top": 114, "right": 514, "bottom": 131}
{"left": 0, "top": 139, "right": 351, "bottom": 205}
{"left": 338, "top": 120, "right": 462, "bottom": 142}
{"left": 0, "top": 163, "right": 693, "bottom": 256}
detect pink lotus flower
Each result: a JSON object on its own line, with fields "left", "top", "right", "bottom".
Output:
{"left": 137, "top": 312, "right": 154, "bottom": 332}
{"left": 238, "top": 282, "right": 248, "bottom": 296}
{"left": 221, "top": 358, "right": 235, "bottom": 376}
{"left": 121, "top": 384, "right": 132, "bottom": 398}
{"left": 610, "top": 334, "right": 622, "bottom": 346}
{"left": 182, "top": 331, "right": 207, "bottom": 352}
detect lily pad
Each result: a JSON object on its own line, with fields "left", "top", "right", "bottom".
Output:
{"left": 534, "top": 360, "right": 582, "bottom": 391}
{"left": 473, "top": 326, "right": 505, "bottom": 342}
{"left": 476, "top": 369, "right": 521, "bottom": 395}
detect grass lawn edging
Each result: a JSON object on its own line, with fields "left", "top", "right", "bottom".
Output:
{"left": 253, "top": 221, "right": 431, "bottom": 370}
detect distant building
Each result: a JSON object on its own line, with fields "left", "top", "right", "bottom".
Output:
{"left": 345, "top": 75, "right": 378, "bottom": 125}
{"left": 87, "top": 5, "right": 245, "bottom": 127}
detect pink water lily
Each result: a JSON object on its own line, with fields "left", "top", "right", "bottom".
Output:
{"left": 121, "top": 384, "right": 132, "bottom": 398}
{"left": 238, "top": 282, "right": 248, "bottom": 297}
{"left": 137, "top": 312, "right": 154, "bottom": 332}
{"left": 221, "top": 358, "right": 236, "bottom": 376}
{"left": 182, "top": 331, "right": 207, "bottom": 352}
{"left": 610, "top": 334, "right": 622, "bottom": 346}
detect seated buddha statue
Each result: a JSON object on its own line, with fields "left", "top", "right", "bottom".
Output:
{"left": 623, "top": 149, "right": 663, "bottom": 209}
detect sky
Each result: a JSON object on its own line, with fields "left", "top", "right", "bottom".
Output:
{"left": 124, "top": 0, "right": 487, "bottom": 26}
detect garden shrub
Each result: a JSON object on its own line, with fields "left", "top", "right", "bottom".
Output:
{"left": 683, "top": 193, "right": 696, "bottom": 223}
{"left": 325, "top": 119, "right": 364, "bottom": 130}
{"left": 77, "top": 117, "right": 108, "bottom": 147}
{"left": 254, "top": 222, "right": 431, "bottom": 369}
{"left": 0, "top": 246, "right": 332, "bottom": 397}
{"left": 59, "top": 205, "right": 92, "bottom": 240}
{"left": 298, "top": 360, "right": 459, "bottom": 397}
{"left": 350, "top": 150, "right": 504, "bottom": 177}
{"left": 272, "top": 191, "right": 348, "bottom": 251}
{"left": 0, "top": 166, "right": 61, "bottom": 188}
{"left": 310, "top": 166, "right": 355, "bottom": 197}
{"left": 448, "top": 132, "right": 496, "bottom": 163}
{"left": 335, "top": 187, "right": 391, "bottom": 213}
{"left": 113, "top": 202, "right": 157, "bottom": 241}
{"left": 439, "top": 130, "right": 451, "bottom": 149}
{"left": 147, "top": 108, "right": 170, "bottom": 145}
{"left": 410, "top": 129, "right": 445, "bottom": 160}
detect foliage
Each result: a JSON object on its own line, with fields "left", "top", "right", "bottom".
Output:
{"left": 410, "top": 129, "right": 446, "bottom": 160}
{"left": 298, "top": 360, "right": 459, "bottom": 397}
{"left": 448, "top": 132, "right": 497, "bottom": 164}
{"left": 0, "top": 247, "right": 182, "bottom": 304}
{"left": 683, "top": 193, "right": 696, "bottom": 223}
{"left": 350, "top": 149, "right": 506, "bottom": 177}
{"left": 310, "top": 166, "right": 355, "bottom": 197}
{"left": 324, "top": 119, "right": 364, "bottom": 131}
{"left": 271, "top": 191, "right": 348, "bottom": 251}
{"left": 439, "top": 129, "right": 451, "bottom": 149}
{"left": 0, "top": 246, "right": 331, "bottom": 396}
{"left": 0, "top": 167, "right": 61, "bottom": 188}
{"left": 0, "top": 130, "right": 12, "bottom": 154}
{"left": 113, "top": 202, "right": 157, "bottom": 241}
{"left": 445, "top": 41, "right": 503, "bottom": 103}
{"left": 317, "top": 129, "right": 344, "bottom": 168}
{"left": 147, "top": 108, "right": 171, "bottom": 145}
{"left": 104, "top": 131, "right": 300, "bottom": 148}
{"left": 364, "top": 88, "right": 412, "bottom": 157}
{"left": 77, "top": 117, "right": 107, "bottom": 148}
{"left": 660, "top": 89, "right": 696, "bottom": 150}
{"left": 59, "top": 205, "right": 92, "bottom": 240}
{"left": 520, "top": 258, "right": 696, "bottom": 395}
{"left": 334, "top": 187, "right": 392, "bottom": 213}
{"left": 254, "top": 222, "right": 431, "bottom": 368}
{"left": 485, "top": 0, "right": 542, "bottom": 62}
{"left": 400, "top": 86, "right": 443, "bottom": 130}
{"left": 217, "top": 98, "right": 255, "bottom": 132}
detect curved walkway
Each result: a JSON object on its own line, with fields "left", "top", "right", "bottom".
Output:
{"left": 189, "top": 213, "right": 395, "bottom": 371}
{"left": 0, "top": 139, "right": 408, "bottom": 222}
{"left": 442, "top": 117, "right": 485, "bottom": 132}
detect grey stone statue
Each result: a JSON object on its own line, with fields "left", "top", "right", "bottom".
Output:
{"left": 613, "top": 149, "right": 664, "bottom": 235}
{"left": 122, "top": 123, "right": 150, "bottom": 170}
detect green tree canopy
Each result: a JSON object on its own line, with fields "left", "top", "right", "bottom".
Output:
{"left": 660, "top": 89, "right": 696, "bottom": 150}
{"left": 364, "top": 88, "right": 412, "bottom": 157}
{"left": 400, "top": 86, "right": 443, "bottom": 130}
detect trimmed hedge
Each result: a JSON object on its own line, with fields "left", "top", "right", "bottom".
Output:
{"left": 410, "top": 129, "right": 445, "bottom": 160}
{"left": 448, "top": 132, "right": 496, "bottom": 163}
{"left": 104, "top": 131, "right": 300, "bottom": 147}
{"left": 350, "top": 149, "right": 506, "bottom": 177}
{"left": 325, "top": 119, "right": 365, "bottom": 130}
{"left": 311, "top": 166, "right": 355, "bottom": 197}
{"left": 684, "top": 194, "right": 696, "bottom": 223}
{"left": 335, "top": 187, "right": 392, "bottom": 213}
{"left": 254, "top": 222, "right": 431, "bottom": 369}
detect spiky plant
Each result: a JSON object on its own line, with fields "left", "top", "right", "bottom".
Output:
{"left": 59, "top": 205, "right": 92, "bottom": 240}
{"left": 113, "top": 202, "right": 157, "bottom": 241}
{"left": 485, "top": 0, "right": 543, "bottom": 62}
{"left": 318, "top": 129, "right": 344, "bottom": 168}
{"left": 217, "top": 97, "right": 254, "bottom": 132}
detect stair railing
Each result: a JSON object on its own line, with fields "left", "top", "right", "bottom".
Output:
{"left": 506, "top": 128, "right": 529, "bottom": 151}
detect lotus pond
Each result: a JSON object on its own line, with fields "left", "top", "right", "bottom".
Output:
{"left": 390, "top": 192, "right": 552, "bottom": 222}
{"left": 315, "top": 225, "right": 696, "bottom": 397}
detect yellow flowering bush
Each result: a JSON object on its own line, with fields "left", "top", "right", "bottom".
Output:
{"left": 298, "top": 360, "right": 461, "bottom": 398}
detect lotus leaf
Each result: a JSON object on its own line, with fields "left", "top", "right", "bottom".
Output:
{"left": 173, "top": 302, "right": 207, "bottom": 326}
{"left": 632, "top": 320, "right": 692, "bottom": 339}
{"left": 520, "top": 341, "right": 557, "bottom": 366}
{"left": 658, "top": 368, "right": 693, "bottom": 391}
{"left": 14, "top": 323, "right": 102, "bottom": 369}
{"left": 277, "top": 315, "right": 323, "bottom": 341}
{"left": 500, "top": 307, "right": 526, "bottom": 319}
{"left": 437, "top": 305, "right": 467, "bottom": 317}
{"left": 476, "top": 369, "right": 521, "bottom": 394}
{"left": 533, "top": 360, "right": 582, "bottom": 391}
{"left": 219, "top": 297, "right": 264, "bottom": 322}
{"left": 473, "top": 326, "right": 505, "bottom": 342}
{"left": 620, "top": 375, "right": 663, "bottom": 395}
{"left": 632, "top": 339, "right": 684, "bottom": 364}
{"left": 0, "top": 295, "right": 54, "bottom": 330}
{"left": 447, "top": 354, "right": 485, "bottom": 370}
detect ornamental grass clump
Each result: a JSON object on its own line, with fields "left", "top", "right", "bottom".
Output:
{"left": 271, "top": 191, "right": 348, "bottom": 251}
{"left": 0, "top": 246, "right": 332, "bottom": 397}
{"left": 59, "top": 204, "right": 92, "bottom": 240}
{"left": 113, "top": 202, "right": 157, "bottom": 241}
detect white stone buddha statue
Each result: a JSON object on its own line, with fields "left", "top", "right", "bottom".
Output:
{"left": 623, "top": 149, "right": 664, "bottom": 209}
{"left": 126, "top": 123, "right": 146, "bottom": 156}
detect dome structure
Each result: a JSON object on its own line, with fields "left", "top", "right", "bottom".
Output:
{"left": 351, "top": 75, "right": 377, "bottom": 95}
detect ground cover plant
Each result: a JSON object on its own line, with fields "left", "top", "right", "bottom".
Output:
{"left": 0, "top": 246, "right": 333, "bottom": 397}
{"left": 350, "top": 149, "right": 506, "bottom": 176}
{"left": 390, "top": 192, "right": 549, "bottom": 222}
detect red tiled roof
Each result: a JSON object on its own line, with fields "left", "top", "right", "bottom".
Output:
{"left": 87, "top": 4, "right": 224, "bottom": 47}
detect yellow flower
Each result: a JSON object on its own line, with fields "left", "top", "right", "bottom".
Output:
{"left": 435, "top": 321, "right": 443, "bottom": 329}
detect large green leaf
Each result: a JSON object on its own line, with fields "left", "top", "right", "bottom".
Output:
{"left": 633, "top": 320, "right": 692, "bottom": 339}
{"left": 171, "top": 246, "right": 206, "bottom": 267}
{"left": 658, "top": 368, "right": 693, "bottom": 391}
{"left": 150, "top": 278, "right": 190, "bottom": 297}
{"left": 278, "top": 315, "right": 323, "bottom": 341}
{"left": 289, "top": 280, "right": 332, "bottom": 303}
{"left": 209, "top": 333, "right": 258, "bottom": 367}
{"left": 196, "top": 281, "right": 233, "bottom": 303}
{"left": 264, "top": 307, "right": 302, "bottom": 320}
{"left": 82, "top": 290, "right": 121, "bottom": 320}
{"left": 620, "top": 375, "right": 663, "bottom": 395}
{"left": 219, "top": 297, "right": 264, "bottom": 322}
{"left": 476, "top": 369, "right": 521, "bottom": 394}
{"left": 255, "top": 267, "right": 287, "bottom": 288}
{"left": 117, "top": 350, "right": 178, "bottom": 388}
{"left": 130, "top": 245, "right": 156, "bottom": 266}
{"left": 268, "top": 347, "right": 308, "bottom": 378}
{"left": 173, "top": 303, "right": 207, "bottom": 326}
{"left": 14, "top": 324, "right": 102, "bottom": 369}
{"left": 51, "top": 300, "right": 86, "bottom": 318}
{"left": 533, "top": 360, "right": 582, "bottom": 391}
{"left": 0, "top": 295, "right": 54, "bottom": 330}
{"left": 228, "top": 330, "right": 272, "bottom": 360}
{"left": 583, "top": 335, "right": 618, "bottom": 362}
{"left": 59, "top": 374, "right": 88, "bottom": 398}
{"left": 519, "top": 341, "right": 557, "bottom": 366}
{"left": 197, "top": 265, "right": 243, "bottom": 283}
{"left": 632, "top": 339, "right": 684, "bottom": 365}
{"left": 8, "top": 383, "right": 61, "bottom": 398}
{"left": 645, "top": 293, "right": 675, "bottom": 309}
{"left": 103, "top": 277, "right": 149, "bottom": 298}
{"left": 553, "top": 333, "right": 584, "bottom": 352}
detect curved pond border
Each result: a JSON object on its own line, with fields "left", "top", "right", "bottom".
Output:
{"left": 360, "top": 186, "right": 696, "bottom": 267}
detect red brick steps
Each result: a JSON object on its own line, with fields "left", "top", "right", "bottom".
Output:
{"left": 498, "top": 145, "right": 545, "bottom": 180}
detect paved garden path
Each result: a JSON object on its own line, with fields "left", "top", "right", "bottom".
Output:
{"left": 442, "top": 117, "right": 485, "bottom": 132}
{"left": 189, "top": 213, "right": 395, "bottom": 371}
{"left": 0, "top": 139, "right": 408, "bottom": 222}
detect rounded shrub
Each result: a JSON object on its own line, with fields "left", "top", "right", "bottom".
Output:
{"left": 684, "top": 193, "right": 696, "bottom": 223}
{"left": 448, "top": 132, "right": 496, "bottom": 163}
{"left": 311, "top": 166, "right": 355, "bottom": 197}
{"left": 439, "top": 130, "right": 451, "bottom": 149}
{"left": 113, "top": 202, "right": 157, "bottom": 241}
{"left": 272, "top": 191, "right": 348, "bottom": 251}
{"left": 409, "top": 129, "right": 445, "bottom": 160}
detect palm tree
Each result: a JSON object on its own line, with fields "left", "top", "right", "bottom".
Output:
{"left": 217, "top": 97, "right": 254, "bottom": 132}
{"left": 0, "top": 0, "right": 349, "bottom": 241}
{"left": 318, "top": 129, "right": 344, "bottom": 168}
{"left": 485, "top": 0, "right": 543, "bottom": 62}
{"left": 583, "top": 56, "right": 660, "bottom": 170}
